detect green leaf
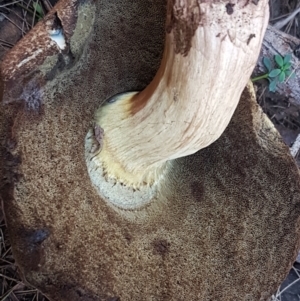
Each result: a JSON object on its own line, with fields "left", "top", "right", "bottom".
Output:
{"left": 275, "top": 54, "right": 284, "bottom": 67}
{"left": 278, "top": 71, "right": 285, "bottom": 83}
{"left": 283, "top": 54, "right": 292, "bottom": 64}
{"left": 269, "top": 80, "right": 277, "bottom": 92}
{"left": 268, "top": 69, "right": 281, "bottom": 77}
{"left": 33, "top": 2, "right": 43, "bottom": 17}
{"left": 263, "top": 57, "right": 272, "bottom": 72}
{"left": 283, "top": 62, "right": 292, "bottom": 70}
{"left": 285, "top": 70, "right": 296, "bottom": 79}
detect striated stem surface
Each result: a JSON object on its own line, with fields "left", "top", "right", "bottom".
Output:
{"left": 92, "top": 0, "right": 269, "bottom": 186}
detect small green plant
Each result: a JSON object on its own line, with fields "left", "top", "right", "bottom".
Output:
{"left": 16, "top": 1, "right": 44, "bottom": 24}
{"left": 32, "top": 2, "right": 44, "bottom": 21}
{"left": 252, "top": 54, "right": 295, "bottom": 92}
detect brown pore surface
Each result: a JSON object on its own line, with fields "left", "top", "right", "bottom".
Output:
{"left": 1, "top": 1, "right": 300, "bottom": 301}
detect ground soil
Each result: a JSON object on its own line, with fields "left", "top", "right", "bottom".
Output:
{"left": 257, "top": 0, "right": 300, "bottom": 167}
{"left": 1, "top": 0, "right": 300, "bottom": 300}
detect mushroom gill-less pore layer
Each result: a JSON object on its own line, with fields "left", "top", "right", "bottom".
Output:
{"left": 1, "top": 0, "right": 300, "bottom": 301}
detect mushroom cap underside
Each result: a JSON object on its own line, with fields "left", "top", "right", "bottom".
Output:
{"left": 1, "top": 0, "right": 300, "bottom": 300}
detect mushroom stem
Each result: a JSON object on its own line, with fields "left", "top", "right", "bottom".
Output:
{"left": 90, "top": 0, "right": 269, "bottom": 188}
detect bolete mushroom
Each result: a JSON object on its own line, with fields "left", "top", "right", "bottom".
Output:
{"left": 1, "top": 0, "right": 300, "bottom": 301}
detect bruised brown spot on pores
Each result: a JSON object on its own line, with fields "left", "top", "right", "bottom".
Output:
{"left": 16, "top": 228, "right": 50, "bottom": 271}
{"left": 166, "top": 0, "right": 201, "bottom": 56}
{"left": 190, "top": 181, "right": 205, "bottom": 201}
{"left": 153, "top": 239, "right": 170, "bottom": 256}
